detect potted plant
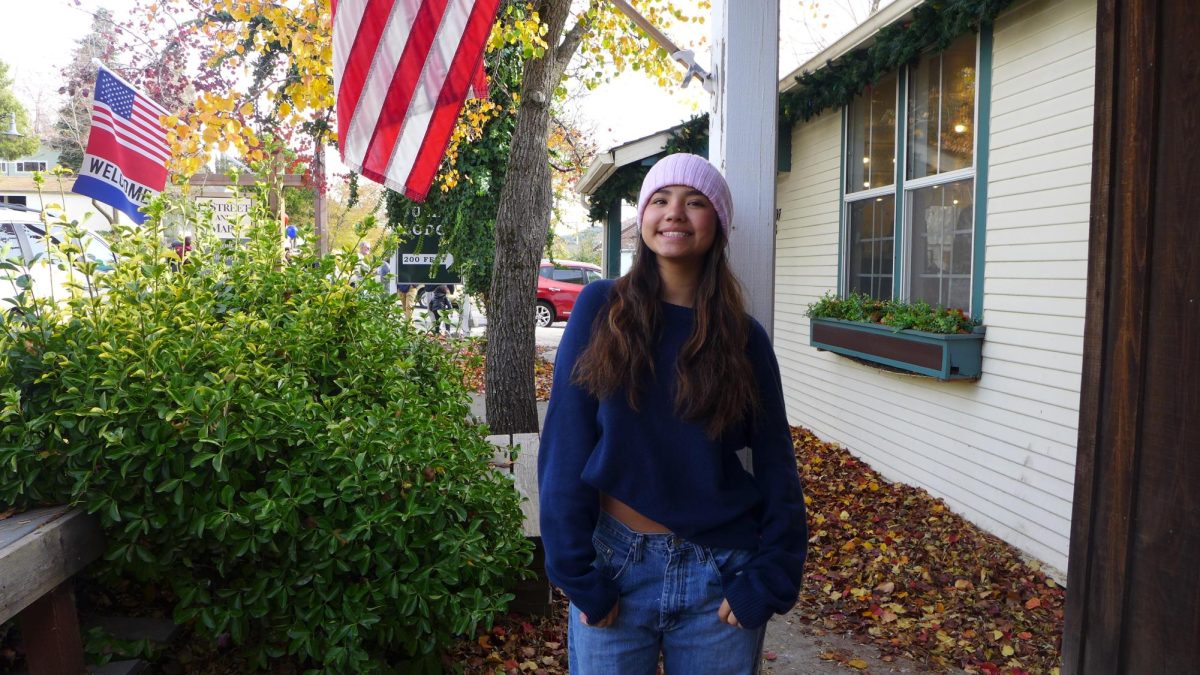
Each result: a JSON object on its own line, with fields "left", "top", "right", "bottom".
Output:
{"left": 806, "top": 292, "right": 985, "bottom": 380}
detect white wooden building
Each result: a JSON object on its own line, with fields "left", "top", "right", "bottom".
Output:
{"left": 579, "top": 0, "right": 1097, "bottom": 578}
{"left": 774, "top": 0, "right": 1097, "bottom": 576}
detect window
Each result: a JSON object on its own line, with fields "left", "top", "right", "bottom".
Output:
{"left": 0, "top": 224, "right": 19, "bottom": 262}
{"left": 16, "top": 161, "right": 47, "bottom": 173}
{"left": 842, "top": 32, "right": 983, "bottom": 316}
{"left": 551, "top": 267, "right": 588, "bottom": 285}
{"left": 1, "top": 196, "right": 28, "bottom": 206}
{"left": 586, "top": 270, "right": 602, "bottom": 284}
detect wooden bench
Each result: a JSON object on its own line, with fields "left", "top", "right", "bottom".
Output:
{"left": 0, "top": 506, "right": 105, "bottom": 675}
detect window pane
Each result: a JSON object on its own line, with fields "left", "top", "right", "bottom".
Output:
{"left": 907, "top": 34, "right": 977, "bottom": 180}
{"left": 0, "top": 224, "right": 19, "bottom": 262}
{"left": 551, "top": 268, "right": 586, "bottom": 285}
{"left": 907, "top": 178, "right": 973, "bottom": 311}
{"left": 846, "top": 195, "right": 895, "bottom": 300}
{"left": 846, "top": 70, "right": 898, "bottom": 193}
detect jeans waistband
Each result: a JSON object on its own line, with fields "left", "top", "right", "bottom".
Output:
{"left": 595, "top": 511, "right": 712, "bottom": 563}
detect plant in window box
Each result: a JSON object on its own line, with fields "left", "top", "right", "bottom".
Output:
{"left": 806, "top": 292, "right": 985, "bottom": 380}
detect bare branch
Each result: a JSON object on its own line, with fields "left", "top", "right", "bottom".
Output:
{"left": 554, "top": 1, "right": 599, "bottom": 78}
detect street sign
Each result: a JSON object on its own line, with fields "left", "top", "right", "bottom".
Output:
{"left": 394, "top": 210, "right": 461, "bottom": 285}
{"left": 195, "top": 196, "right": 253, "bottom": 240}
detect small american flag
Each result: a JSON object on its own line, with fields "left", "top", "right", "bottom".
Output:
{"left": 333, "top": 0, "right": 501, "bottom": 202}
{"left": 72, "top": 65, "right": 171, "bottom": 224}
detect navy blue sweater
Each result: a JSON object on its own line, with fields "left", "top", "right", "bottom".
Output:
{"left": 537, "top": 280, "right": 807, "bottom": 630}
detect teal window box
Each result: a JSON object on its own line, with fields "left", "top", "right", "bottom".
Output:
{"left": 809, "top": 317, "right": 985, "bottom": 380}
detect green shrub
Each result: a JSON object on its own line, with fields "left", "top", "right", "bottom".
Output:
{"left": 0, "top": 194, "right": 531, "bottom": 672}
{"left": 806, "top": 291, "right": 979, "bottom": 334}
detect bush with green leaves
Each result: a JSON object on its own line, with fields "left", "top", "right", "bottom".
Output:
{"left": 0, "top": 193, "right": 531, "bottom": 672}
{"left": 806, "top": 291, "right": 979, "bottom": 334}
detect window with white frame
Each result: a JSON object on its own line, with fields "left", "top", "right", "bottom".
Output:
{"left": 16, "top": 161, "right": 47, "bottom": 173}
{"left": 843, "top": 32, "right": 979, "bottom": 314}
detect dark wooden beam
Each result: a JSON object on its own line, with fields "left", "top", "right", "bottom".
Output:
{"left": 1064, "top": 0, "right": 1200, "bottom": 671}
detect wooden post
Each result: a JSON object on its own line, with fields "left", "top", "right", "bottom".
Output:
{"left": 1063, "top": 0, "right": 1200, "bottom": 670}
{"left": 313, "top": 144, "right": 328, "bottom": 256}
{"left": 710, "top": 0, "right": 780, "bottom": 338}
{"left": 19, "top": 582, "right": 85, "bottom": 675}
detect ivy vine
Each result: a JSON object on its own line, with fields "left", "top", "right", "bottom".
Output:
{"left": 586, "top": 0, "right": 1016, "bottom": 222}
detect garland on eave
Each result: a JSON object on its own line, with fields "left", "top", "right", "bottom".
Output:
{"left": 586, "top": 0, "right": 1016, "bottom": 222}
{"left": 780, "top": 0, "right": 1016, "bottom": 124}
{"left": 585, "top": 114, "right": 708, "bottom": 223}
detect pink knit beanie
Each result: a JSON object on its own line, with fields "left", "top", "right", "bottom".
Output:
{"left": 636, "top": 153, "right": 733, "bottom": 233}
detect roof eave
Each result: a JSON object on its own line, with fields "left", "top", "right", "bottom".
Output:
{"left": 778, "top": 0, "right": 926, "bottom": 94}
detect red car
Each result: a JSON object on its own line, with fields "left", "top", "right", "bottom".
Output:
{"left": 536, "top": 259, "right": 602, "bottom": 326}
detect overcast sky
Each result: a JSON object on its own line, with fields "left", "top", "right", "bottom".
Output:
{"left": 3, "top": 0, "right": 891, "bottom": 152}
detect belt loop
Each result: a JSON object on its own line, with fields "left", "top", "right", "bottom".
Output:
{"left": 632, "top": 533, "right": 644, "bottom": 562}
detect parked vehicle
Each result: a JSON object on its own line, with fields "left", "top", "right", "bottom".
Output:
{"left": 536, "top": 259, "right": 601, "bottom": 327}
{"left": 1, "top": 203, "right": 117, "bottom": 311}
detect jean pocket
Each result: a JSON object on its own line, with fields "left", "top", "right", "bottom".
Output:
{"left": 705, "top": 546, "right": 755, "bottom": 591}
{"left": 592, "top": 532, "right": 635, "bottom": 581}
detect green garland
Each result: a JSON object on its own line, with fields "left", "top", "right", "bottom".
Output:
{"left": 586, "top": 0, "right": 1016, "bottom": 222}
{"left": 585, "top": 114, "right": 707, "bottom": 222}
{"left": 780, "top": 0, "right": 1016, "bottom": 124}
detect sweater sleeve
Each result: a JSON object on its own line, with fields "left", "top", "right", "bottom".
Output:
{"left": 722, "top": 321, "right": 808, "bottom": 630}
{"left": 537, "top": 281, "right": 618, "bottom": 622}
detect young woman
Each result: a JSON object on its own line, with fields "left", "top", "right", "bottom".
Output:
{"left": 538, "top": 153, "right": 808, "bottom": 674}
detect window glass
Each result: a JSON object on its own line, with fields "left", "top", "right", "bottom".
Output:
{"left": 0, "top": 223, "right": 20, "bottom": 262}
{"left": 846, "top": 195, "right": 895, "bottom": 300}
{"left": 551, "top": 268, "right": 587, "bottom": 285}
{"left": 907, "top": 34, "right": 977, "bottom": 180}
{"left": 907, "top": 178, "right": 974, "bottom": 311}
{"left": 539, "top": 266, "right": 554, "bottom": 279}
{"left": 24, "top": 226, "right": 48, "bottom": 260}
{"left": 586, "top": 270, "right": 601, "bottom": 284}
{"left": 846, "top": 70, "right": 898, "bottom": 193}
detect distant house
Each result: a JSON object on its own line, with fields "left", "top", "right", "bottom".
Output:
{"left": 581, "top": 0, "right": 1097, "bottom": 578}
{"left": 0, "top": 145, "right": 138, "bottom": 227}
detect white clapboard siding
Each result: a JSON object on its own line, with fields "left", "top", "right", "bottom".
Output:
{"left": 772, "top": 0, "right": 1096, "bottom": 576}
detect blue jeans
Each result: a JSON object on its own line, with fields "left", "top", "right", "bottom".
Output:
{"left": 568, "top": 512, "right": 766, "bottom": 674}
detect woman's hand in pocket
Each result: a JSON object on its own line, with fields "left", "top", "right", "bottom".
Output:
{"left": 581, "top": 601, "right": 620, "bottom": 628}
{"left": 718, "top": 599, "right": 743, "bottom": 628}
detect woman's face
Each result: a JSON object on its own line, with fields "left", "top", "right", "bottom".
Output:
{"left": 640, "top": 185, "right": 719, "bottom": 266}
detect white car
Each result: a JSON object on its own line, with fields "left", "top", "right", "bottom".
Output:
{"left": 1, "top": 203, "right": 117, "bottom": 312}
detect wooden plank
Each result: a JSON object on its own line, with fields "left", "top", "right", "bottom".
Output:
{"left": 1062, "top": 0, "right": 1142, "bottom": 670}
{"left": 187, "top": 174, "right": 308, "bottom": 188}
{"left": 0, "top": 507, "right": 70, "bottom": 550}
{"left": 0, "top": 508, "right": 105, "bottom": 624}
{"left": 1119, "top": 0, "right": 1200, "bottom": 667}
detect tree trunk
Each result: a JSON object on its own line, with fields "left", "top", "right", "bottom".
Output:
{"left": 485, "top": 0, "right": 576, "bottom": 434}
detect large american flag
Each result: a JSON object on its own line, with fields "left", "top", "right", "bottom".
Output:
{"left": 333, "top": 0, "right": 501, "bottom": 202}
{"left": 72, "top": 66, "right": 171, "bottom": 225}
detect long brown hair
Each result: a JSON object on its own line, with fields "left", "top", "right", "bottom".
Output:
{"left": 571, "top": 228, "right": 758, "bottom": 438}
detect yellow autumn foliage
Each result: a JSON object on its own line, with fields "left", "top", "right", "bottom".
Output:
{"left": 149, "top": 0, "right": 703, "bottom": 181}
